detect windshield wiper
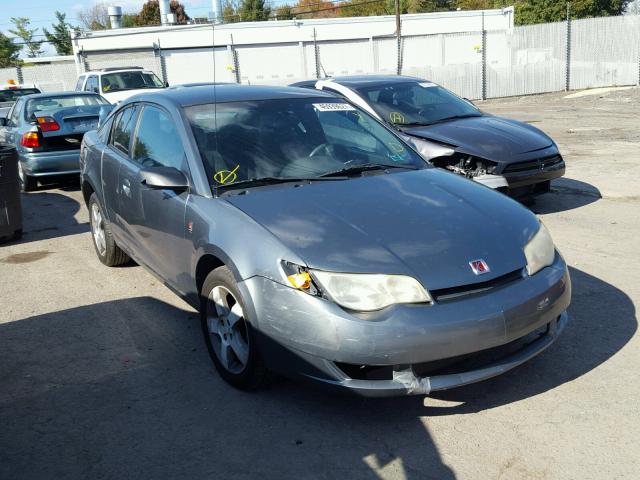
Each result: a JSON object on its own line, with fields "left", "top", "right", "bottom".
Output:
{"left": 215, "top": 175, "right": 347, "bottom": 192}
{"left": 428, "top": 113, "right": 483, "bottom": 125}
{"left": 394, "top": 122, "right": 432, "bottom": 128}
{"left": 319, "top": 163, "right": 419, "bottom": 178}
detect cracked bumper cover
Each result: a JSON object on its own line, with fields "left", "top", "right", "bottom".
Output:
{"left": 239, "top": 254, "right": 570, "bottom": 397}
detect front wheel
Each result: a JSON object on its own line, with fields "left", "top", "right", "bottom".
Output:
{"left": 88, "top": 193, "right": 129, "bottom": 267}
{"left": 201, "top": 266, "right": 270, "bottom": 390}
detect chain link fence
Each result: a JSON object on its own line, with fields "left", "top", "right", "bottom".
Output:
{"left": 4, "top": 14, "right": 640, "bottom": 100}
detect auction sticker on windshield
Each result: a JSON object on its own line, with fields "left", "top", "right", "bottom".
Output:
{"left": 313, "top": 103, "right": 356, "bottom": 111}
{"left": 419, "top": 82, "right": 437, "bottom": 88}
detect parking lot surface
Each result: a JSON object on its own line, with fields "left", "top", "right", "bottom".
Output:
{"left": 1, "top": 88, "right": 639, "bottom": 479}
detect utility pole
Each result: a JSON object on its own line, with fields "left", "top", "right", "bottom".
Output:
{"left": 565, "top": 2, "right": 572, "bottom": 91}
{"left": 395, "top": 0, "right": 401, "bottom": 75}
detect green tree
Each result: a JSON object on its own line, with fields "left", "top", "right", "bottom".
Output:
{"left": 338, "top": 0, "right": 387, "bottom": 17}
{"left": 134, "top": 0, "right": 191, "bottom": 26}
{"left": 238, "top": 0, "right": 271, "bottom": 21}
{"left": 222, "top": 0, "right": 241, "bottom": 22}
{"left": 275, "top": 4, "right": 296, "bottom": 19}
{"left": 455, "top": 0, "right": 631, "bottom": 24}
{"left": 0, "top": 32, "right": 21, "bottom": 67}
{"left": 9, "top": 17, "right": 43, "bottom": 58}
{"left": 43, "top": 11, "right": 76, "bottom": 55}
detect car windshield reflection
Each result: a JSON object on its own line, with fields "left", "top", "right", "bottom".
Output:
{"left": 185, "top": 98, "right": 426, "bottom": 190}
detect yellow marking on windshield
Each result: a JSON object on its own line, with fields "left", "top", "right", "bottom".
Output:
{"left": 214, "top": 165, "right": 239, "bottom": 185}
{"left": 389, "top": 112, "right": 405, "bottom": 124}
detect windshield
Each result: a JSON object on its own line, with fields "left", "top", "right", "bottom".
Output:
{"left": 186, "top": 98, "right": 426, "bottom": 188}
{"left": 101, "top": 71, "right": 164, "bottom": 93}
{"left": 355, "top": 81, "right": 481, "bottom": 126}
{"left": 26, "top": 95, "right": 107, "bottom": 119}
{"left": 0, "top": 88, "right": 40, "bottom": 103}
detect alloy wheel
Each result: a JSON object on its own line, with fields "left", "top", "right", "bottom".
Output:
{"left": 207, "top": 286, "right": 250, "bottom": 374}
{"left": 91, "top": 203, "right": 106, "bottom": 256}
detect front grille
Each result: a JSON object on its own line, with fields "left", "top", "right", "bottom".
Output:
{"left": 430, "top": 268, "right": 524, "bottom": 303}
{"left": 503, "top": 154, "right": 563, "bottom": 173}
{"left": 412, "top": 320, "right": 552, "bottom": 378}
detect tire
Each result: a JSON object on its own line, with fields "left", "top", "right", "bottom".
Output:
{"left": 88, "top": 193, "right": 129, "bottom": 267}
{"left": 200, "top": 266, "right": 271, "bottom": 390}
{"left": 18, "top": 163, "right": 37, "bottom": 192}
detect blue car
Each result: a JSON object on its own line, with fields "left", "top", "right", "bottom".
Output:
{"left": 81, "top": 84, "right": 570, "bottom": 396}
{"left": 0, "top": 91, "right": 109, "bottom": 191}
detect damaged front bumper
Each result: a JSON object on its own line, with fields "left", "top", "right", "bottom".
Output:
{"left": 239, "top": 255, "right": 571, "bottom": 397}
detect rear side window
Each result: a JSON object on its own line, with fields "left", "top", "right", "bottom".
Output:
{"left": 8, "top": 99, "right": 23, "bottom": 126}
{"left": 111, "top": 106, "right": 138, "bottom": 155}
{"left": 0, "top": 88, "right": 40, "bottom": 102}
{"left": 75, "top": 76, "right": 86, "bottom": 91}
{"left": 132, "top": 105, "right": 184, "bottom": 169}
{"left": 85, "top": 76, "right": 99, "bottom": 93}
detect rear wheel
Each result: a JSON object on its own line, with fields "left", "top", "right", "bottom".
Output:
{"left": 201, "top": 266, "right": 270, "bottom": 390}
{"left": 89, "top": 193, "right": 129, "bottom": 267}
{"left": 18, "top": 162, "right": 37, "bottom": 192}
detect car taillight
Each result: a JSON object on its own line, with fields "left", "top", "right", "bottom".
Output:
{"left": 36, "top": 116, "right": 60, "bottom": 132}
{"left": 21, "top": 132, "right": 41, "bottom": 148}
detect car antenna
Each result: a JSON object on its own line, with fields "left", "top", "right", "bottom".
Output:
{"left": 211, "top": 14, "right": 219, "bottom": 198}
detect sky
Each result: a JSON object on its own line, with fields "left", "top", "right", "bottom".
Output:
{"left": 0, "top": 0, "right": 217, "bottom": 56}
{"left": 3, "top": 0, "right": 640, "bottom": 56}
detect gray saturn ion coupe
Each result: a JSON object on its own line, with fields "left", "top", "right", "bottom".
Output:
{"left": 80, "top": 84, "right": 571, "bottom": 396}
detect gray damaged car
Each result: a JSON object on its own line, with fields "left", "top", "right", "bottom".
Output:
{"left": 80, "top": 84, "right": 571, "bottom": 396}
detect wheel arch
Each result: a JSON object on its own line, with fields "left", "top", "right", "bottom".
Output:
{"left": 81, "top": 178, "right": 96, "bottom": 207}
{"left": 194, "top": 246, "right": 243, "bottom": 298}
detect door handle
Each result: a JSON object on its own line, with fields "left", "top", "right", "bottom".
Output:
{"left": 122, "top": 178, "right": 131, "bottom": 197}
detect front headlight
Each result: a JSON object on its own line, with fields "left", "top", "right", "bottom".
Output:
{"left": 402, "top": 136, "right": 455, "bottom": 160}
{"left": 524, "top": 222, "right": 556, "bottom": 276}
{"left": 311, "top": 271, "right": 431, "bottom": 311}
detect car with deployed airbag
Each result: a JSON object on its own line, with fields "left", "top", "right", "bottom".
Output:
{"left": 80, "top": 84, "right": 571, "bottom": 396}
{"left": 291, "top": 76, "right": 566, "bottom": 197}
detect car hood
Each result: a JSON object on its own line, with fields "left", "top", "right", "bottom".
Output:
{"left": 402, "top": 115, "right": 554, "bottom": 163}
{"left": 102, "top": 88, "right": 162, "bottom": 104}
{"left": 225, "top": 169, "right": 540, "bottom": 290}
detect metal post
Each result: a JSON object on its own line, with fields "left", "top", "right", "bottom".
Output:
{"left": 230, "top": 34, "right": 240, "bottom": 84}
{"left": 395, "top": 0, "right": 402, "bottom": 75}
{"left": 154, "top": 40, "right": 168, "bottom": 85}
{"left": 565, "top": 2, "right": 572, "bottom": 91}
{"left": 16, "top": 65, "right": 24, "bottom": 84}
{"left": 313, "top": 28, "right": 321, "bottom": 79}
{"left": 481, "top": 12, "right": 487, "bottom": 100}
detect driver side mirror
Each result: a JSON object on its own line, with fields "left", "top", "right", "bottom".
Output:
{"left": 140, "top": 166, "right": 189, "bottom": 191}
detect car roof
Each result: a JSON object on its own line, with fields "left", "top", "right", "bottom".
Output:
{"left": 21, "top": 91, "right": 102, "bottom": 100}
{"left": 0, "top": 83, "right": 39, "bottom": 90}
{"left": 82, "top": 67, "right": 151, "bottom": 75}
{"left": 125, "top": 83, "right": 336, "bottom": 107}
{"left": 300, "top": 75, "right": 429, "bottom": 89}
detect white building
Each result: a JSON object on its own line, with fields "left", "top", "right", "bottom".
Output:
{"left": 71, "top": 8, "right": 514, "bottom": 87}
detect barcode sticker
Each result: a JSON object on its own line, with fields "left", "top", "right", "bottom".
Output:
{"left": 419, "top": 82, "right": 437, "bottom": 88}
{"left": 313, "top": 103, "right": 356, "bottom": 112}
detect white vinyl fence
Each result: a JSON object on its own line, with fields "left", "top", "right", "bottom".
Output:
{"left": 5, "top": 14, "right": 640, "bottom": 100}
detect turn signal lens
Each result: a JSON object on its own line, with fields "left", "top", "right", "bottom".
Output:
{"left": 21, "top": 132, "right": 40, "bottom": 148}
{"left": 36, "top": 116, "right": 60, "bottom": 132}
{"left": 287, "top": 272, "right": 311, "bottom": 290}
